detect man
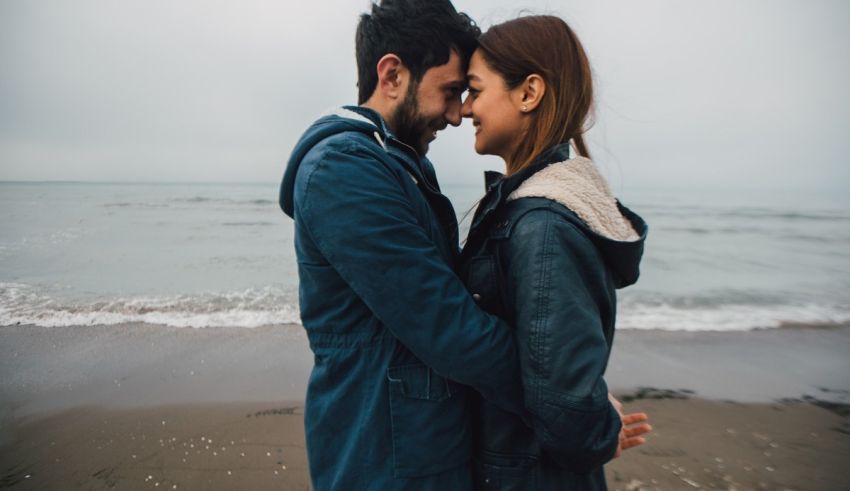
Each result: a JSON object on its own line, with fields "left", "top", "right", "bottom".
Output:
{"left": 278, "top": 1, "right": 527, "bottom": 489}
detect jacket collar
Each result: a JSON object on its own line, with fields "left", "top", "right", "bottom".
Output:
{"left": 281, "top": 105, "right": 433, "bottom": 217}
{"left": 349, "top": 106, "right": 443, "bottom": 193}
{"left": 470, "top": 143, "right": 573, "bottom": 233}
{"left": 333, "top": 106, "right": 392, "bottom": 139}
{"left": 506, "top": 157, "right": 640, "bottom": 242}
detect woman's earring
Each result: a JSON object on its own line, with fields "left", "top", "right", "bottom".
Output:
{"left": 521, "top": 105, "right": 528, "bottom": 112}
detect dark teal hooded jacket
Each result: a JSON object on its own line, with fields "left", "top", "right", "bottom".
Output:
{"left": 279, "top": 106, "right": 526, "bottom": 490}
{"left": 459, "top": 144, "right": 648, "bottom": 490}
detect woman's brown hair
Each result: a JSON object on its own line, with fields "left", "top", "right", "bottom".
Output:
{"left": 477, "top": 15, "right": 594, "bottom": 175}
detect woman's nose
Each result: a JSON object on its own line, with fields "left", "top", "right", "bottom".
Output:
{"left": 461, "top": 94, "right": 473, "bottom": 118}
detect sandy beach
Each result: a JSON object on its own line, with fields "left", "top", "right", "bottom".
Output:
{"left": 2, "top": 323, "right": 849, "bottom": 490}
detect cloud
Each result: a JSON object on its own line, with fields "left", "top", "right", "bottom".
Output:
{"left": 1, "top": 0, "right": 848, "bottom": 189}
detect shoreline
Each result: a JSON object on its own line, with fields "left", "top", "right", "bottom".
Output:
{"left": 0, "top": 323, "right": 313, "bottom": 420}
{"left": 1, "top": 322, "right": 849, "bottom": 419}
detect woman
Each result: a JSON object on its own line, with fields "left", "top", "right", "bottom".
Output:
{"left": 459, "top": 15, "right": 651, "bottom": 490}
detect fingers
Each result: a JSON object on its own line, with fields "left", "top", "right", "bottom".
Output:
{"left": 611, "top": 403, "right": 652, "bottom": 459}
{"left": 623, "top": 423, "right": 652, "bottom": 438}
{"left": 613, "top": 431, "right": 648, "bottom": 459}
{"left": 622, "top": 412, "right": 648, "bottom": 425}
{"left": 620, "top": 436, "right": 646, "bottom": 451}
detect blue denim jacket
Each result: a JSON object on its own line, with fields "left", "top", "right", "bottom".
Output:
{"left": 459, "top": 145, "right": 648, "bottom": 490}
{"left": 279, "top": 107, "right": 525, "bottom": 490}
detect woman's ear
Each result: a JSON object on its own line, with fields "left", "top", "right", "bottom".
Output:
{"left": 375, "top": 54, "right": 408, "bottom": 101}
{"left": 516, "top": 74, "right": 546, "bottom": 113}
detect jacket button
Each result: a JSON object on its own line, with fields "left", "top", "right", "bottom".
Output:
{"left": 472, "top": 293, "right": 482, "bottom": 302}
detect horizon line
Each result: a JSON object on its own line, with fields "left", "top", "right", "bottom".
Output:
{"left": 0, "top": 179, "right": 846, "bottom": 194}
{"left": 0, "top": 179, "right": 276, "bottom": 185}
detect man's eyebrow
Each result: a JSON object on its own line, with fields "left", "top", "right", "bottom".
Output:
{"left": 442, "top": 80, "right": 468, "bottom": 90}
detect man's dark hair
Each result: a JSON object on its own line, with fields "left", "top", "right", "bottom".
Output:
{"left": 355, "top": 0, "right": 481, "bottom": 104}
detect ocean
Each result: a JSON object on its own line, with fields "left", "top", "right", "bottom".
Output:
{"left": 1, "top": 181, "right": 849, "bottom": 332}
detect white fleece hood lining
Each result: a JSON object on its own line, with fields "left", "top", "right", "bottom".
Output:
{"left": 507, "top": 157, "right": 640, "bottom": 242}
{"left": 323, "top": 107, "right": 376, "bottom": 127}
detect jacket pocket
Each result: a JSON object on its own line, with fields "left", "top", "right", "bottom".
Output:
{"left": 474, "top": 451, "right": 538, "bottom": 491}
{"left": 387, "top": 363, "right": 470, "bottom": 478}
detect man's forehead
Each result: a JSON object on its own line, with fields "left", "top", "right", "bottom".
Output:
{"left": 423, "top": 50, "right": 465, "bottom": 85}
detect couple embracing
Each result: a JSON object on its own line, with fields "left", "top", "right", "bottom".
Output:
{"left": 279, "top": 1, "right": 650, "bottom": 489}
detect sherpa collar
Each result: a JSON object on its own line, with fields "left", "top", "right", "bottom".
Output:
{"left": 507, "top": 157, "right": 640, "bottom": 242}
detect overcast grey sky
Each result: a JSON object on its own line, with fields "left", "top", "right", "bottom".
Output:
{"left": 1, "top": 0, "right": 848, "bottom": 190}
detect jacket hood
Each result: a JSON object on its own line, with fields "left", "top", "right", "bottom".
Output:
{"left": 508, "top": 157, "right": 639, "bottom": 242}
{"left": 468, "top": 143, "right": 647, "bottom": 288}
{"left": 279, "top": 106, "right": 389, "bottom": 218}
{"left": 507, "top": 156, "right": 647, "bottom": 288}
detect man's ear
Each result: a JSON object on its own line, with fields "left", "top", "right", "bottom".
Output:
{"left": 515, "top": 74, "right": 546, "bottom": 113}
{"left": 375, "top": 54, "right": 408, "bottom": 101}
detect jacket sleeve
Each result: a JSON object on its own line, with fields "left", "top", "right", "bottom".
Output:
{"left": 295, "top": 142, "right": 526, "bottom": 416}
{"left": 500, "top": 209, "right": 621, "bottom": 473}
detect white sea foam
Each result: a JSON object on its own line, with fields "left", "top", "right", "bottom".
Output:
{"left": 617, "top": 302, "right": 850, "bottom": 331}
{"left": 3, "top": 282, "right": 849, "bottom": 332}
{"left": 0, "top": 283, "right": 301, "bottom": 328}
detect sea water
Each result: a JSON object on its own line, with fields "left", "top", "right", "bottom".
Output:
{"left": 1, "top": 181, "right": 849, "bottom": 331}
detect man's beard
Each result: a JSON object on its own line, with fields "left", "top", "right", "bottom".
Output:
{"left": 391, "top": 82, "right": 433, "bottom": 156}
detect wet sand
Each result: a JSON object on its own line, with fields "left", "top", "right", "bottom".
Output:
{"left": 1, "top": 402, "right": 310, "bottom": 490}
{"left": 2, "top": 396, "right": 848, "bottom": 490}
{"left": 2, "top": 323, "right": 849, "bottom": 489}
{"left": 605, "top": 396, "right": 850, "bottom": 491}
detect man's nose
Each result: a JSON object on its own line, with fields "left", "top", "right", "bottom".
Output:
{"left": 445, "top": 99, "right": 462, "bottom": 127}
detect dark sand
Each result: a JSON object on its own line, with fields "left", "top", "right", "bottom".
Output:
{"left": 2, "top": 323, "right": 849, "bottom": 490}
{"left": 1, "top": 402, "right": 310, "bottom": 490}
{"left": 2, "top": 397, "right": 848, "bottom": 490}
{"left": 605, "top": 396, "right": 850, "bottom": 491}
